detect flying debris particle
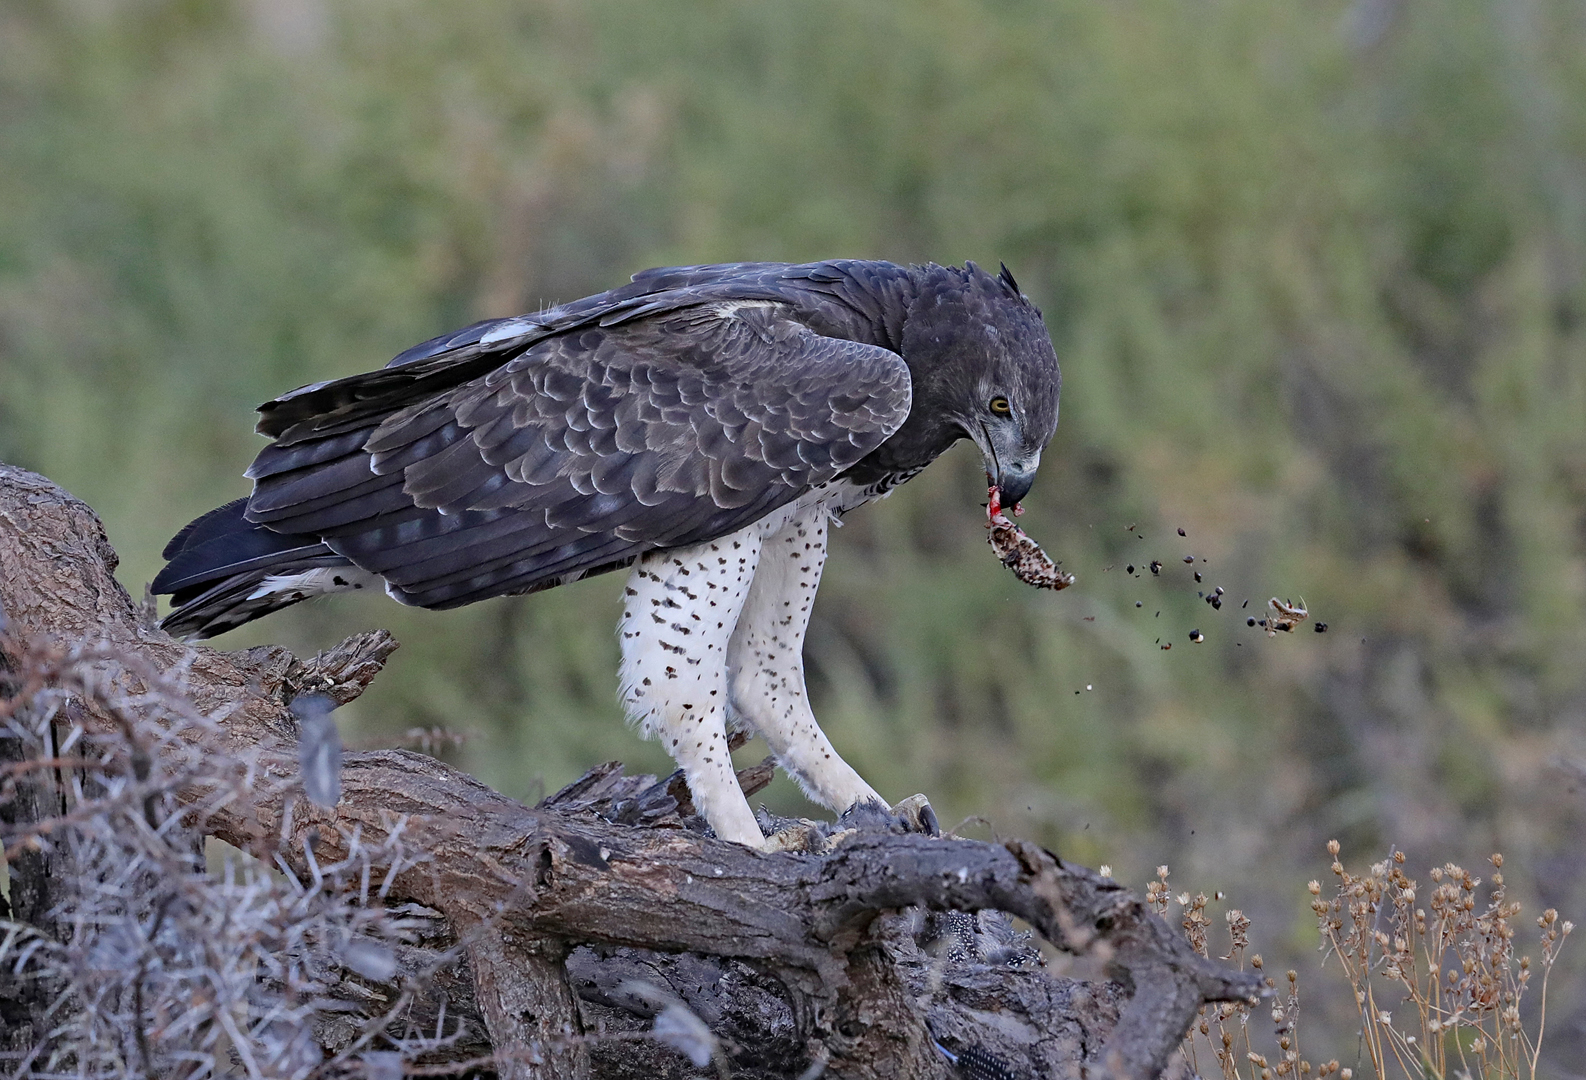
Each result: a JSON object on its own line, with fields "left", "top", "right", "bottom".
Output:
{"left": 1161, "top": 642, "right": 1172, "bottom": 650}
{"left": 1149, "top": 560, "right": 1162, "bottom": 576}
{"left": 1183, "top": 555, "right": 1195, "bottom": 564}
{"left": 1194, "top": 571, "right": 1203, "bottom": 583}
{"left": 1207, "top": 593, "right": 1222, "bottom": 610}
{"left": 1127, "top": 523, "right": 1137, "bottom": 532}
{"left": 1136, "top": 601, "right": 1143, "bottom": 608}
{"left": 1189, "top": 629, "right": 1205, "bottom": 643}
{"left": 1178, "top": 527, "right": 1187, "bottom": 537}
{"left": 1242, "top": 599, "right": 1249, "bottom": 609}
{"left": 1315, "top": 622, "right": 1329, "bottom": 633}
{"left": 1247, "top": 617, "right": 1257, "bottom": 627}
{"left": 986, "top": 488, "right": 1075, "bottom": 590}
{"left": 1086, "top": 684, "right": 1093, "bottom": 691}
{"left": 1155, "top": 611, "right": 1160, "bottom": 617}
{"left": 1214, "top": 586, "right": 1224, "bottom": 596}
{"left": 1083, "top": 616, "right": 1095, "bottom": 622}
{"left": 1127, "top": 564, "right": 1136, "bottom": 575}
{"left": 1265, "top": 597, "right": 1309, "bottom": 635}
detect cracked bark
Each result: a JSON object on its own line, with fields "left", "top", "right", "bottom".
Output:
{"left": 0, "top": 463, "right": 1263, "bottom": 1079}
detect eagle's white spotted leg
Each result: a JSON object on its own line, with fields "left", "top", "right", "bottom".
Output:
{"left": 726, "top": 506, "right": 888, "bottom": 816}
{"left": 618, "top": 535, "right": 767, "bottom": 848}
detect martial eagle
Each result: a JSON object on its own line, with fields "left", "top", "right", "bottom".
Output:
{"left": 154, "top": 260, "right": 1062, "bottom": 847}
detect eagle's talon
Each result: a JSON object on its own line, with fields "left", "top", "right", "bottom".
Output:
{"left": 891, "top": 793, "right": 941, "bottom": 837}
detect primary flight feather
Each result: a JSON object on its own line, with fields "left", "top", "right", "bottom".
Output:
{"left": 155, "top": 259, "right": 1062, "bottom": 847}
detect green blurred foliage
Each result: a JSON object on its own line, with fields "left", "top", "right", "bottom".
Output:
{"left": 3, "top": 0, "right": 1585, "bottom": 1060}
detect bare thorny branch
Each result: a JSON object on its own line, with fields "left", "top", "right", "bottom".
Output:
{"left": 1, "top": 634, "right": 473, "bottom": 1080}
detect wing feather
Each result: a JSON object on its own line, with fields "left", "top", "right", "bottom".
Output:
{"left": 243, "top": 300, "right": 911, "bottom": 606}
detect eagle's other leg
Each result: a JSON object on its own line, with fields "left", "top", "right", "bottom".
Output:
{"left": 618, "top": 535, "right": 766, "bottom": 848}
{"left": 726, "top": 506, "right": 887, "bottom": 815}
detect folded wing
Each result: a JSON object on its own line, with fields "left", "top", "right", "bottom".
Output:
{"left": 240, "top": 303, "right": 911, "bottom": 610}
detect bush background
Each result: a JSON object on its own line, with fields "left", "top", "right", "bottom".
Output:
{"left": 3, "top": 0, "right": 1584, "bottom": 1064}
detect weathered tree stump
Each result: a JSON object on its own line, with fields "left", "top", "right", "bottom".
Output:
{"left": 0, "top": 463, "right": 1262, "bottom": 1079}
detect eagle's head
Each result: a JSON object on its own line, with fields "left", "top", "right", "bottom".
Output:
{"left": 898, "top": 262, "right": 1062, "bottom": 508}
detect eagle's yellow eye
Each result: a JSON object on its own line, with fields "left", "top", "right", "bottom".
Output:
{"left": 989, "top": 396, "right": 1012, "bottom": 416}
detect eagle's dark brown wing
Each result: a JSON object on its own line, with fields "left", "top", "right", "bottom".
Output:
{"left": 240, "top": 301, "right": 910, "bottom": 609}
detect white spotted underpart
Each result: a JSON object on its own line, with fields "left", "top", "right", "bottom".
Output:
{"left": 618, "top": 483, "right": 883, "bottom": 847}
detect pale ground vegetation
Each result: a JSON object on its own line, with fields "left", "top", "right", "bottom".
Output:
{"left": 1166, "top": 842, "right": 1572, "bottom": 1080}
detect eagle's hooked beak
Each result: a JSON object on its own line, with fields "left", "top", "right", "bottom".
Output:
{"left": 994, "top": 458, "right": 1038, "bottom": 508}
{"left": 973, "top": 421, "right": 1040, "bottom": 509}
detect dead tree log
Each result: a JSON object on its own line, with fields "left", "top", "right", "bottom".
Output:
{"left": 0, "top": 463, "right": 1263, "bottom": 1079}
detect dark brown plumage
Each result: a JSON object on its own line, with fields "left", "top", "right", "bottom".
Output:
{"left": 155, "top": 259, "right": 1059, "bottom": 637}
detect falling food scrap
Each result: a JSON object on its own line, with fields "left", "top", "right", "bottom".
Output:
{"left": 1189, "top": 629, "right": 1205, "bottom": 643}
{"left": 1183, "top": 555, "right": 1194, "bottom": 564}
{"left": 1178, "top": 527, "right": 1186, "bottom": 536}
{"left": 987, "top": 487, "right": 1075, "bottom": 591}
{"left": 1314, "top": 622, "right": 1328, "bottom": 633}
{"left": 1194, "top": 571, "right": 1203, "bottom": 583}
{"left": 1264, "top": 597, "right": 1309, "bottom": 636}
{"left": 1161, "top": 642, "right": 1172, "bottom": 650}
{"left": 1149, "top": 560, "right": 1162, "bottom": 576}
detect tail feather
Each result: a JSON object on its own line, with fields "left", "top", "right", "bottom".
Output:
{"left": 155, "top": 499, "right": 377, "bottom": 639}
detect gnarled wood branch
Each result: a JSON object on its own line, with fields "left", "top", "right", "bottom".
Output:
{"left": 0, "top": 463, "right": 1263, "bottom": 1079}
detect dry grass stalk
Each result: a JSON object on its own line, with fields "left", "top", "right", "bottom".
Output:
{"left": 1311, "top": 840, "right": 1570, "bottom": 1080}
{"left": 1169, "top": 840, "right": 1571, "bottom": 1080}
